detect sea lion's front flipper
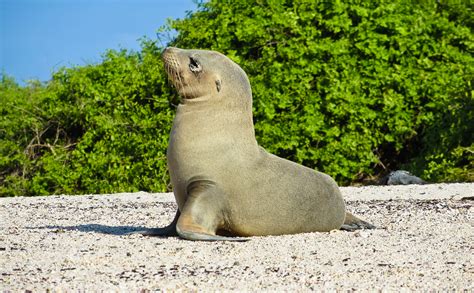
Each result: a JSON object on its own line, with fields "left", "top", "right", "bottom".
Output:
{"left": 127, "top": 210, "right": 180, "bottom": 236}
{"left": 176, "top": 179, "right": 247, "bottom": 242}
{"left": 340, "top": 212, "right": 376, "bottom": 231}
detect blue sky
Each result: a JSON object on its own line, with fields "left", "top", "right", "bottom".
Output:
{"left": 0, "top": 0, "right": 198, "bottom": 84}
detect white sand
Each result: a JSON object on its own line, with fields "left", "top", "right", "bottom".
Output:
{"left": 0, "top": 183, "right": 473, "bottom": 291}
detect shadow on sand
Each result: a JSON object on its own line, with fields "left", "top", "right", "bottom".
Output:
{"left": 28, "top": 224, "right": 164, "bottom": 236}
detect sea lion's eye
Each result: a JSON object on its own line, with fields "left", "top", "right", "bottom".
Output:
{"left": 189, "top": 57, "right": 202, "bottom": 73}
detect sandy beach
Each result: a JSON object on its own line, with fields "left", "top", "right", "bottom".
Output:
{"left": 0, "top": 183, "right": 472, "bottom": 291}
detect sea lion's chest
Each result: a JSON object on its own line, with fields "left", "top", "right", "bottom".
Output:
{"left": 167, "top": 104, "right": 260, "bottom": 203}
{"left": 167, "top": 110, "right": 241, "bottom": 181}
{"left": 168, "top": 114, "right": 230, "bottom": 163}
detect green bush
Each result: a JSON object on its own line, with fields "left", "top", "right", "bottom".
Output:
{"left": 1, "top": 1, "right": 472, "bottom": 196}
{"left": 1, "top": 41, "right": 175, "bottom": 196}
{"left": 1, "top": 76, "right": 45, "bottom": 196}
{"left": 169, "top": 0, "right": 473, "bottom": 184}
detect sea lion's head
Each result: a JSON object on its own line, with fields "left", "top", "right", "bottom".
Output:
{"left": 162, "top": 47, "right": 251, "bottom": 104}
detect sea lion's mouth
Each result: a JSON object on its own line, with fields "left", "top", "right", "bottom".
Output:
{"left": 162, "top": 55, "right": 182, "bottom": 89}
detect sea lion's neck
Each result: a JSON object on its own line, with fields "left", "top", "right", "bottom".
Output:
{"left": 173, "top": 96, "right": 258, "bottom": 151}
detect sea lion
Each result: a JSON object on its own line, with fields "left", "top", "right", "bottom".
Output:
{"left": 140, "top": 47, "right": 374, "bottom": 241}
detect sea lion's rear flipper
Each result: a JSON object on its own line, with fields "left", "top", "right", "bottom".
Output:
{"left": 127, "top": 210, "right": 180, "bottom": 236}
{"left": 176, "top": 179, "right": 248, "bottom": 242}
{"left": 340, "top": 212, "right": 376, "bottom": 231}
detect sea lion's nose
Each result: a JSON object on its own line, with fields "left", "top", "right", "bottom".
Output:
{"left": 162, "top": 47, "right": 180, "bottom": 61}
{"left": 163, "top": 47, "right": 180, "bottom": 54}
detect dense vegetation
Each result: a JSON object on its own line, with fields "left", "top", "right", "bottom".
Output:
{"left": 1, "top": 43, "right": 174, "bottom": 196}
{"left": 1, "top": 0, "right": 472, "bottom": 196}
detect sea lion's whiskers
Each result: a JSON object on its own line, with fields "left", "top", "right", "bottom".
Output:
{"left": 173, "top": 59, "right": 185, "bottom": 98}
{"left": 164, "top": 62, "right": 172, "bottom": 84}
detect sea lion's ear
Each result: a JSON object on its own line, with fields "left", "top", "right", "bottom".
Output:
{"left": 215, "top": 79, "right": 222, "bottom": 92}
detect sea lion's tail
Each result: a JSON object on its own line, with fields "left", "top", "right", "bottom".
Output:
{"left": 340, "top": 212, "right": 376, "bottom": 231}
